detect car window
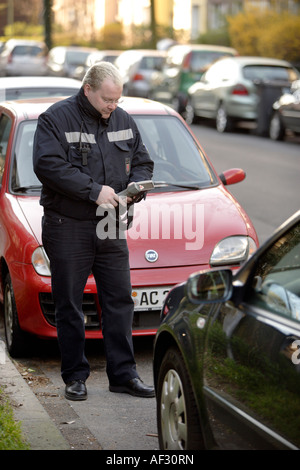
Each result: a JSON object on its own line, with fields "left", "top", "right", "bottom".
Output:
{"left": 133, "top": 115, "right": 216, "bottom": 186}
{"left": 140, "top": 56, "right": 165, "bottom": 70}
{"left": 203, "top": 60, "right": 237, "bottom": 83}
{"left": 65, "top": 51, "right": 91, "bottom": 65}
{"left": 190, "top": 51, "right": 233, "bottom": 72}
{"left": 243, "top": 65, "right": 299, "bottom": 83}
{"left": 247, "top": 222, "right": 300, "bottom": 322}
{"left": 12, "top": 45, "right": 45, "bottom": 57}
{"left": 115, "top": 52, "right": 142, "bottom": 73}
{"left": 0, "top": 113, "right": 12, "bottom": 185}
{"left": 11, "top": 120, "right": 41, "bottom": 191}
{"left": 166, "top": 47, "right": 189, "bottom": 67}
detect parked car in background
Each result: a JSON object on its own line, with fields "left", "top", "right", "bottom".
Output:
{"left": 185, "top": 56, "right": 299, "bottom": 132}
{"left": 73, "top": 50, "right": 122, "bottom": 80}
{"left": 0, "top": 96, "right": 258, "bottom": 357}
{"left": 150, "top": 44, "right": 238, "bottom": 114}
{"left": 114, "top": 49, "right": 167, "bottom": 98}
{"left": 154, "top": 210, "right": 300, "bottom": 450}
{"left": 0, "top": 76, "right": 81, "bottom": 101}
{"left": 46, "top": 46, "right": 97, "bottom": 78}
{"left": 269, "top": 79, "right": 300, "bottom": 140}
{"left": 0, "top": 39, "right": 48, "bottom": 76}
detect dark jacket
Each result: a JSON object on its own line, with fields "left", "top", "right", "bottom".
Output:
{"left": 33, "top": 88, "right": 154, "bottom": 220}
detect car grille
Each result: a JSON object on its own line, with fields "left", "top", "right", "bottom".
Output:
{"left": 39, "top": 293, "right": 100, "bottom": 329}
{"left": 39, "top": 293, "right": 160, "bottom": 331}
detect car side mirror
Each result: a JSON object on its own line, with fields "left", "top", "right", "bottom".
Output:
{"left": 187, "top": 269, "right": 233, "bottom": 304}
{"left": 219, "top": 168, "right": 246, "bottom": 185}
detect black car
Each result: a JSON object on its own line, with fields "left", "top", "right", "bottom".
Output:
{"left": 153, "top": 210, "right": 300, "bottom": 450}
{"left": 269, "top": 80, "right": 300, "bottom": 140}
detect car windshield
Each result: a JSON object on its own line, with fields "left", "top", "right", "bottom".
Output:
{"left": 12, "top": 45, "right": 45, "bottom": 57}
{"left": 65, "top": 51, "right": 91, "bottom": 65}
{"left": 133, "top": 115, "right": 216, "bottom": 188}
{"left": 10, "top": 115, "right": 216, "bottom": 194}
{"left": 191, "top": 51, "right": 233, "bottom": 71}
{"left": 243, "top": 65, "right": 299, "bottom": 82}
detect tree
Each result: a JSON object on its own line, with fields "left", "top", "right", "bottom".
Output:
{"left": 43, "top": 0, "right": 53, "bottom": 50}
{"left": 150, "top": 0, "right": 157, "bottom": 49}
{"left": 227, "top": 6, "right": 300, "bottom": 66}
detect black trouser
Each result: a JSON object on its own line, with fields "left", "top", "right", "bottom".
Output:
{"left": 42, "top": 212, "right": 138, "bottom": 385}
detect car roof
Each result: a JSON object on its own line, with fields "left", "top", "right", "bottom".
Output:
{"left": 2, "top": 38, "right": 46, "bottom": 48}
{"left": 0, "top": 76, "right": 82, "bottom": 89}
{"left": 49, "top": 46, "right": 97, "bottom": 53}
{"left": 89, "top": 50, "right": 122, "bottom": 56}
{"left": 0, "top": 96, "right": 177, "bottom": 119}
{"left": 117, "top": 49, "right": 167, "bottom": 57}
{"left": 217, "top": 56, "right": 296, "bottom": 67}
{"left": 168, "top": 44, "right": 238, "bottom": 53}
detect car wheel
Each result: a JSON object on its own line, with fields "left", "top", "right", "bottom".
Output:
{"left": 157, "top": 347, "right": 204, "bottom": 450}
{"left": 269, "top": 111, "right": 285, "bottom": 141}
{"left": 183, "top": 100, "right": 195, "bottom": 125}
{"left": 171, "top": 96, "right": 180, "bottom": 113}
{"left": 216, "top": 104, "right": 233, "bottom": 133}
{"left": 4, "top": 273, "right": 29, "bottom": 357}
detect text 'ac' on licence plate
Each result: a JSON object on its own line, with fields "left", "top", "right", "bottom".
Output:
{"left": 132, "top": 286, "right": 172, "bottom": 311}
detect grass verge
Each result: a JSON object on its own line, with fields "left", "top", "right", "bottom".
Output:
{"left": 0, "top": 387, "right": 30, "bottom": 450}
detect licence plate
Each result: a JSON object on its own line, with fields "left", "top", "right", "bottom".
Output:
{"left": 132, "top": 287, "right": 172, "bottom": 311}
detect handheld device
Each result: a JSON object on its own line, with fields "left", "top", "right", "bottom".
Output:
{"left": 118, "top": 180, "right": 154, "bottom": 198}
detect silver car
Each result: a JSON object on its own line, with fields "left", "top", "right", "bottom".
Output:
{"left": 0, "top": 39, "right": 48, "bottom": 77}
{"left": 269, "top": 80, "right": 300, "bottom": 141}
{"left": 114, "top": 49, "right": 166, "bottom": 98}
{"left": 73, "top": 50, "right": 122, "bottom": 80}
{"left": 186, "top": 56, "right": 299, "bottom": 133}
{"left": 46, "top": 46, "right": 97, "bottom": 78}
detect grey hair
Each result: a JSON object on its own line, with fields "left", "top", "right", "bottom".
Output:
{"left": 82, "top": 61, "right": 123, "bottom": 89}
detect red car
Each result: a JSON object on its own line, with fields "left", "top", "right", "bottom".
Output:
{"left": 0, "top": 97, "right": 258, "bottom": 357}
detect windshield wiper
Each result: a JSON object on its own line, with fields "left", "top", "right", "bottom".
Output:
{"left": 13, "top": 185, "right": 42, "bottom": 192}
{"left": 153, "top": 181, "right": 202, "bottom": 190}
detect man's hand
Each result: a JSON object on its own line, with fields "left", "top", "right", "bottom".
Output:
{"left": 96, "top": 185, "right": 120, "bottom": 208}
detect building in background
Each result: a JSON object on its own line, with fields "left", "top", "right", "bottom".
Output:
{"left": 52, "top": 0, "right": 117, "bottom": 41}
{"left": 0, "top": 0, "right": 299, "bottom": 46}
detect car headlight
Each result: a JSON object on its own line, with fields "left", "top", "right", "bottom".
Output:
{"left": 210, "top": 236, "right": 257, "bottom": 266}
{"left": 32, "top": 247, "right": 51, "bottom": 276}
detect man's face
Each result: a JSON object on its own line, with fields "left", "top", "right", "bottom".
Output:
{"left": 83, "top": 78, "right": 123, "bottom": 119}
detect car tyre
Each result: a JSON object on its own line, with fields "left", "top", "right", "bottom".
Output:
{"left": 4, "top": 273, "right": 30, "bottom": 357}
{"left": 171, "top": 96, "right": 180, "bottom": 113}
{"left": 269, "top": 111, "right": 285, "bottom": 141}
{"left": 157, "top": 347, "right": 204, "bottom": 450}
{"left": 216, "top": 104, "right": 233, "bottom": 133}
{"left": 183, "top": 100, "right": 195, "bottom": 125}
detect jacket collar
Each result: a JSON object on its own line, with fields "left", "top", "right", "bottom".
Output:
{"left": 77, "top": 87, "right": 110, "bottom": 126}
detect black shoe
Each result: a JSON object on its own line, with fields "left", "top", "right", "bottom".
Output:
{"left": 109, "top": 377, "right": 155, "bottom": 398}
{"left": 65, "top": 380, "right": 87, "bottom": 401}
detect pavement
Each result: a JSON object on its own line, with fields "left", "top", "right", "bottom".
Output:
{"left": 0, "top": 334, "right": 158, "bottom": 452}
{"left": 0, "top": 307, "right": 158, "bottom": 452}
{"left": 0, "top": 343, "right": 70, "bottom": 450}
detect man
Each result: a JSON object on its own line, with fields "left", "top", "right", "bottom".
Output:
{"left": 33, "top": 62, "right": 154, "bottom": 401}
